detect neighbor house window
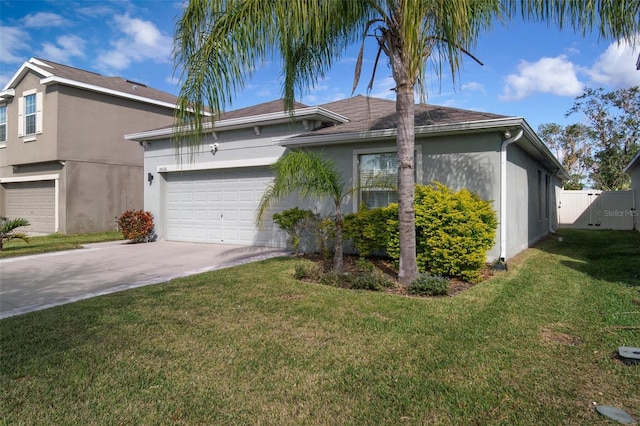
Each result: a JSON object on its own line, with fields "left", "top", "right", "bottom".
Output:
{"left": 0, "top": 105, "right": 6, "bottom": 142}
{"left": 18, "top": 90, "right": 43, "bottom": 138}
{"left": 25, "top": 94, "right": 36, "bottom": 135}
{"left": 354, "top": 147, "right": 422, "bottom": 209}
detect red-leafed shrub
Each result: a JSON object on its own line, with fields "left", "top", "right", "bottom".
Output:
{"left": 117, "top": 210, "right": 156, "bottom": 243}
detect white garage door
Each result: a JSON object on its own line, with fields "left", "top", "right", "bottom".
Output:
{"left": 165, "top": 167, "right": 284, "bottom": 246}
{"left": 4, "top": 181, "right": 55, "bottom": 233}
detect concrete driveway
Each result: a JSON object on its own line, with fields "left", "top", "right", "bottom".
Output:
{"left": 0, "top": 241, "right": 288, "bottom": 319}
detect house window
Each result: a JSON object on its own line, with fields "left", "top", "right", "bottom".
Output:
{"left": 354, "top": 147, "right": 422, "bottom": 209}
{"left": 359, "top": 152, "right": 398, "bottom": 208}
{"left": 545, "top": 174, "right": 550, "bottom": 219}
{"left": 25, "top": 94, "right": 37, "bottom": 135}
{"left": 0, "top": 105, "right": 6, "bottom": 142}
{"left": 538, "top": 170, "right": 544, "bottom": 220}
{"left": 18, "top": 90, "right": 42, "bottom": 138}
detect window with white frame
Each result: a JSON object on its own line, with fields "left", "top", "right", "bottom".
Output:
{"left": 18, "top": 90, "right": 43, "bottom": 138}
{"left": 25, "top": 94, "right": 36, "bottom": 135}
{"left": 0, "top": 105, "right": 6, "bottom": 142}
{"left": 355, "top": 147, "right": 422, "bottom": 209}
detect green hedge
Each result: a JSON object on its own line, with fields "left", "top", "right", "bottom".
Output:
{"left": 345, "top": 182, "right": 497, "bottom": 282}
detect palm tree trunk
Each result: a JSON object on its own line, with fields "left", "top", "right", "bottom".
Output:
{"left": 396, "top": 84, "right": 419, "bottom": 285}
{"left": 333, "top": 201, "right": 344, "bottom": 272}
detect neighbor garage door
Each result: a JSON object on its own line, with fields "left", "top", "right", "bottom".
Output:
{"left": 4, "top": 181, "right": 55, "bottom": 233}
{"left": 165, "top": 167, "right": 282, "bottom": 246}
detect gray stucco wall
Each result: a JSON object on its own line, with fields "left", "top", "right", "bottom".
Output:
{"left": 64, "top": 160, "right": 143, "bottom": 234}
{"left": 505, "top": 143, "right": 556, "bottom": 258}
{"left": 141, "top": 122, "right": 561, "bottom": 262}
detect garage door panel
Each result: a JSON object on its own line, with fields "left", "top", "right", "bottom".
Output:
{"left": 4, "top": 181, "right": 55, "bottom": 233}
{"left": 165, "top": 168, "right": 285, "bottom": 246}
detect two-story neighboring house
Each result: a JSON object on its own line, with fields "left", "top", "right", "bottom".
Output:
{"left": 0, "top": 57, "right": 180, "bottom": 234}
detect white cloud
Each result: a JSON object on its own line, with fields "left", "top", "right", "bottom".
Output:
{"left": 21, "top": 12, "right": 69, "bottom": 28}
{"left": 370, "top": 76, "right": 397, "bottom": 100}
{"left": 500, "top": 55, "right": 584, "bottom": 101}
{"left": 39, "top": 35, "right": 86, "bottom": 64}
{"left": 461, "top": 81, "right": 486, "bottom": 95}
{"left": 586, "top": 37, "right": 640, "bottom": 87}
{"left": 0, "top": 26, "right": 30, "bottom": 64}
{"left": 75, "top": 5, "right": 114, "bottom": 17}
{"left": 96, "top": 14, "right": 172, "bottom": 72}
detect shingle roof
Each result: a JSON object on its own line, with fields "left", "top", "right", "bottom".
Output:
{"left": 29, "top": 58, "right": 180, "bottom": 106}
{"left": 218, "top": 99, "right": 309, "bottom": 120}
{"left": 307, "top": 95, "right": 509, "bottom": 136}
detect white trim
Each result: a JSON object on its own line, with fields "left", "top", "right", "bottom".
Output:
{"left": 0, "top": 174, "right": 60, "bottom": 233}
{"left": 500, "top": 129, "right": 524, "bottom": 261}
{"left": 278, "top": 117, "right": 528, "bottom": 146}
{"left": 0, "top": 173, "right": 60, "bottom": 183}
{"left": 157, "top": 157, "right": 279, "bottom": 173}
{"left": 0, "top": 89, "right": 15, "bottom": 99}
{"left": 2, "top": 60, "right": 53, "bottom": 92}
{"left": 39, "top": 76, "right": 178, "bottom": 110}
{"left": 126, "top": 107, "right": 349, "bottom": 141}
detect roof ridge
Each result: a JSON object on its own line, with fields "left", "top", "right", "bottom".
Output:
{"left": 31, "top": 57, "right": 102, "bottom": 77}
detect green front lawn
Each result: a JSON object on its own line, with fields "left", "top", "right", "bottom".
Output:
{"left": 0, "top": 231, "right": 123, "bottom": 258}
{"left": 1, "top": 229, "right": 639, "bottom": 424}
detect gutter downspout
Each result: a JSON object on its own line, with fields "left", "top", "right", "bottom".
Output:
{"left": 500, "top": 129, "right": 524, "bottom": 262}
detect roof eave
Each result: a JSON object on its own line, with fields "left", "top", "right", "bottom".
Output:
{"left": 39, "top": 76, "right": 178, "bottom": 110}
{"left": 125, "top": 106, "right": 349, "bottom": 142}
{"left": 278, "top": 116, "right": 570, "bottom": 180}
{"left": 624, "top": 151, "right": 640, "bottom": 173}
{"left": 0, "top": 89, "right": 15, "bottom": 100}
{"left": 2, "top": 59, "right": 54, "bottom": 92}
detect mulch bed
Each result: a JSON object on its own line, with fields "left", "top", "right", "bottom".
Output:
{"left": 299, "top": 253, "right": 492, "bottom": 297}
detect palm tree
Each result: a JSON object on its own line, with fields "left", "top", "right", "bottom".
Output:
{"left": 174, "top": 0, "right": 639, "bottom": 284}
{"left": 0, "top": 217, "right": 30, "bottom": 250}
{"left": 256, "top": 149, "right": 354, "bottom": 273}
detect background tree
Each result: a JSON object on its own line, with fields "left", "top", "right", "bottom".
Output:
{"left": 566, "top": 86, "right": 640, "bottom": 190}
{"left": 538, "top": 122, "right": 592, "bottom": 189}
{"left": 174, "top": 0, "right": 639, "bottom": 284}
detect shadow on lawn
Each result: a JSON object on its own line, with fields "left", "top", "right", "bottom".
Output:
{"left": 536, "top": 229, "right": 640, "bottom": 287}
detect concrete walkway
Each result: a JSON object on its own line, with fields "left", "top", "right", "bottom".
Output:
{"left": 0, "top": 240, "right": 288, "bottom": 319}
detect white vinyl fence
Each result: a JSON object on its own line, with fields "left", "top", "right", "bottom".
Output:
{"left": 557, "top": 190, "right": 637, "bottom": 230}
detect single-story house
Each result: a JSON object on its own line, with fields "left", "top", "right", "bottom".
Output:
{"left": 624, "top": 151, "right": 640, "bottom": 231}
{"left": 126, "top": 95, "right": 568, "bottom": 262}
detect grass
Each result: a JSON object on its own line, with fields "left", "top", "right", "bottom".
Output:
{"left": 1, "top": 229, "right": 639, "bottom": 425}
{"left": 0, "top": 231, "right": 123, "bottom": 258}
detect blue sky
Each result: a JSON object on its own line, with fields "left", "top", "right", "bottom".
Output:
{"left": 1, "top": 0, "right": 639, "bottom": 131}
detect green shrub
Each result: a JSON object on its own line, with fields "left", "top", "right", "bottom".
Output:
{"left": 319, "top": 271, "right": 344, "bottom": 287}
{"left": 409, "top": 273, "right": 449, "bottom": 296}
{"left": 350, "top": 270, "right": 394, "bottom": 291}
{"left": 117, "top": 210, "right": 156, "bottom": 243}
{"left": 355, "top": 257, "right": 375, "bottom": 273}
{"left": 344, "top": 204, "right": 397, "bottom": 256}
{"left": 293, "top": 262, "right": 321, "bottom": 280}
{"left": 352, "top": 182, "right": 497, "bottom": 282}
{"left": 314, "top": 216, "right": 336, "bottom": 258}
{"left": 413, "top": 182, "right": 497, "bottom": 282}
{"left": 272, "top": 207, "right": 317, "bottom": 254}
